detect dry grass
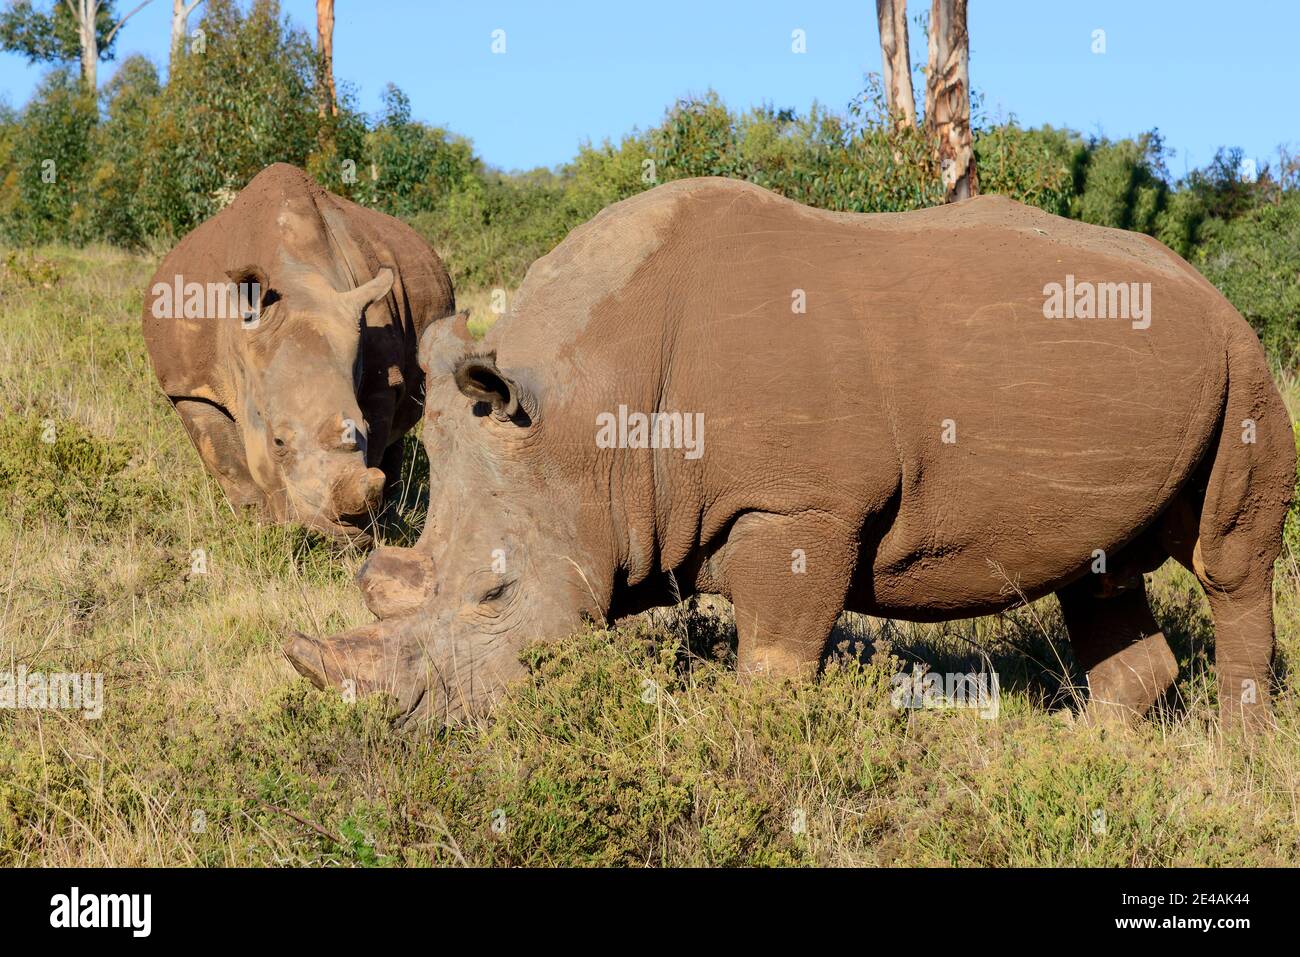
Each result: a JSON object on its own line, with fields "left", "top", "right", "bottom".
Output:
{"left": 0, "top": 244, "right": 1297, "bottom": 867}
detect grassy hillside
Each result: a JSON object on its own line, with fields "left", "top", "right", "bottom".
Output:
{"left": 0, "top": 246, "right": 1297, "bottom": 866}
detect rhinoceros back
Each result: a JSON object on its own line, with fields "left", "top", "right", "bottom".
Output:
{"left": 494, "top": 178, "right": 1238, "bottom": 611}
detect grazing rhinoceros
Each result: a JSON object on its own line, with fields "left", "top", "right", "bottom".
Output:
{"left": 142, "top": 163, "right": 455, "bottom": 541}
{"left": 285, "top": 177, "right": 1295, "bottom": 730}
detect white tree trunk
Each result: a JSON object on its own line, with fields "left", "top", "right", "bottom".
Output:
{"left": 171, "top": 0, "right": 202, "bottom": 66}
{"left": 70, "top": 0, "right": 97, "bottom": 89}
{"left": 316, "top": 0, "right": 336, "bottom": 117}
{"left": 924, "top": 0, "right": 977, "bottom": 201}
{"left": 875, "top": 0, "right": 916, "bottom": 127}
{"left": 67, "top": 0, "right": 155, "bottom": 89}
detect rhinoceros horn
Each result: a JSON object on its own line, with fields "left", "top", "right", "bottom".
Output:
{"left": 356, "top": 546, "right": 437, "bottom": 619}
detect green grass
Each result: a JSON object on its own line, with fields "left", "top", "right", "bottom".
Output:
{"left": 1, "top": 245, "right": 1297, "bottom": 867}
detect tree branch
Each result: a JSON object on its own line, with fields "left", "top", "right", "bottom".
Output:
{"left": 103, "top": 0, "right": 153, "bottom": 49}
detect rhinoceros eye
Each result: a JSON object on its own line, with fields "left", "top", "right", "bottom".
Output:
{"left": 480, "top": 581, "right": 512, "bottom": 604}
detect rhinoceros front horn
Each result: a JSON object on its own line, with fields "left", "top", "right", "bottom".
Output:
{"left": 283, "top": 623, "right": 428, "bottom": 718}
{"left": 284, "top": 609, "right": 530, "bottom": 726}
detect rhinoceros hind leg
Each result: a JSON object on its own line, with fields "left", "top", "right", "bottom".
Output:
{"left": 1158, "top": 374, "right": 1291, "bottom": 733}
{"left": 1056, "top": 576, "right": 1179, "bottom": 726}
{"left": 1200, "top": 575, "right": 1279, "bottom": 734}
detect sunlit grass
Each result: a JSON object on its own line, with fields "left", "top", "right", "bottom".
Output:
{"left": 0, "top": 245, "right": 1296, "bottom": 866}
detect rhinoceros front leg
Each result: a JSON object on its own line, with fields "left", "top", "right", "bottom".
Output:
{"left": 716, "top": 511, "right": 857, "bottom": 678}
{"left": 1056, "top": 576, "right": 1179, "bottom": 724}
{"left": 172, "top": 398, "right": 264, "bottom": 511}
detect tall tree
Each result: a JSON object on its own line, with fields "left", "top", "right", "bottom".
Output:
{"left": 169, "top": 0, "right": 201, "bottom": 68}
{"left": 315, "top": 0, "right": 335, "bottom": 118}
{"left": 924, "top": 0, "right": 976, "bottom": 201}
{"left": 66, "top": 0, "right": 152, "bottom": 89}
{"left": 875, "top": 0, "right": 915, "bottom": 127}
{"left": 0, "top": 0, "right": 151, "bottom": 89}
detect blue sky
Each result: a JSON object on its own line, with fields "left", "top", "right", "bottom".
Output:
{"left": 0, "top": 0, "right": 1295, "bottom": 177}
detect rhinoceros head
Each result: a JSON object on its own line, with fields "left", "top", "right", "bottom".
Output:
{"left": 284, "top": 327, "right": 613, "bottom": 723}
{"left": 227, "top": 263, "right": 395, "bottom": 541}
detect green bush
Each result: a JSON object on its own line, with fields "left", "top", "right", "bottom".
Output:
{"left": 347, "top": 83, "right": 481, "bottom": 218}
{"left": 975, "top": 123, "right": 1081, "bottom": 217}
{"left": 0, "top": 414, "right": 136, "bottom": 525}
{"left": 88, "top": 55, "right": 163, "bottom": 248}
{"left": 0, "top": 0, "right": 364, "bottom": 247}
{"left": 1070, "top": 131, "right": 1170, "bottom": 235}
{"left": 1194, "top": 191, "right": 1300, "bottom": 371}
{"left": 647, "top": 89, "right": 945, "bottom": 212}
{"left": 129, "top": 0, "right": 326, "bottom": 239}
{"left": 1, "top": 68, "right": 96, "bottom": 244}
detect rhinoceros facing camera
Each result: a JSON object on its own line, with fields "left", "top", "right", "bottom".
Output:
{"left": 142, "top": 163, "right": 456, "bottom": 542}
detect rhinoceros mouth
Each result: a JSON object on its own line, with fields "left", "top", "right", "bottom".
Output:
{"left": 286, "top": 500, "right": 381, "bottom": 544}
{"left": 320, "top": 514, "right": 379, "bottom": 544}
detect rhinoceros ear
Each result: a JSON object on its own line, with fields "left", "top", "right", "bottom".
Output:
{"left": 338, "top": 267, "right": 394, "bottom": 317}
{"left": 418, "top": 311, "right": 472, "bottom": 374}
{"left": 454, "top": 353, "right": 530, "bottom": 424}
{"left": 225, "top": 264, "right": 277, "bottom": 312}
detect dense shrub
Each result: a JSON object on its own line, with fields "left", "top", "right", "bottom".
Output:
{"left": 1071, "top": 132, "right": 1170, "bottom": 235}
{"left": 974, "top": 123, "right": 1081, "bottom": 217}
{"left": 346, "top": 84, "right": 481, "bottom": 218}
{"left": 88, "top": 55, "right": 162, "bottom": 248}
{"left": 2, "top": 68, "right": 96, "bottom": 244}
{"left": 1194, "top": 191, "right": 1300, "bottom": 370}
{"left": 121, "top": 0, "right": 328, "bottom": 239}
{"left": 0, "top": 0, "right": 362, "bottom": 247}
{"left": 0, "top": 413, "right": 146, "bottom": 525}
